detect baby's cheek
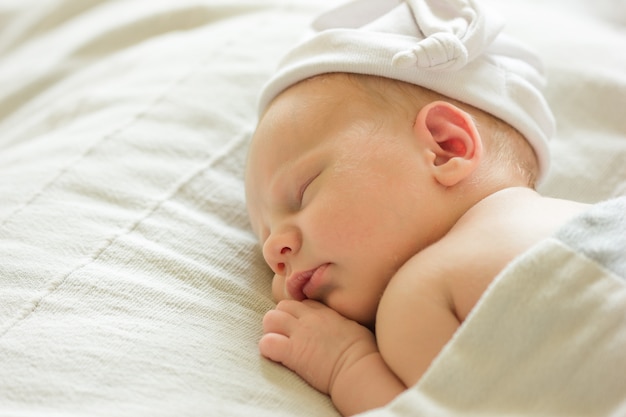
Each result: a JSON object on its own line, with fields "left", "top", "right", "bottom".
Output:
{"left": 271, "top": 274, "right": 288, "bottom": 302}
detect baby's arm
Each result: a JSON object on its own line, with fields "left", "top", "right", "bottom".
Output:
{"left": 259, "top": 299, "right": 406, "bottom": 416}
{"left": 376, "top": 250, "right": 462, "bottom": 388}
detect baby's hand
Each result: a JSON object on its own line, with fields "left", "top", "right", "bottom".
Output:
{"left": 259, "top": 299, "right": 377, "bottom": 395}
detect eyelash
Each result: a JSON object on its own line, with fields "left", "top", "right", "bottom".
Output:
{"left": 298, "top": 173, "right": 318, "bottom": 206}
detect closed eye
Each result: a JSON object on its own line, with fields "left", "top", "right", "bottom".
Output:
{"left": 298, "top": 172, "right": 320, "bottom": 206}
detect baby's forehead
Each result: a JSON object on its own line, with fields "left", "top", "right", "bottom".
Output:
{"left": 249, "top": 73, "right": 417, "bottom": 165}
{"left": 252, "top": 78, "right": 345, "bottom": 138}
{"left": 275, "top": 74, "right": 389, "bottom": 108}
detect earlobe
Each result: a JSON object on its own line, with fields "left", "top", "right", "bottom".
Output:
{"left": 414, "top": 101, "right": 483, "bottom": 187}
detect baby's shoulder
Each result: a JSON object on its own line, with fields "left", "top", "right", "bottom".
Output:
{"left": 437, "top": 195, "right": 589, "bottom": 319}
{"left": 385, "top": 213, "right": 536, "bottom": 321}
{"left": 439, "top": 222, "right": 520, "bottom": 320}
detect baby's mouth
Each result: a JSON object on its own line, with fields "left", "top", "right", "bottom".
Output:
{"left": 286, "top": 268, "right": 315, "bottom": 301}
{"left": 286, "top": 264, "right": 329, "bottom": 301}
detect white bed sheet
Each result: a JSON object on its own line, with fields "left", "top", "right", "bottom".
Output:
{"left": 0, "top": 1, "right": 624, "bottom": 416}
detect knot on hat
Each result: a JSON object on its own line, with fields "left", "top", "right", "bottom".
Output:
{"left": 395, "top": 0, "right": 501, "bottom": 70}
{"left": 313, "top": 0, "right": 503, "bottom": 71}
{"left": 391, "top": 32, "right": 468, "bottom": 70}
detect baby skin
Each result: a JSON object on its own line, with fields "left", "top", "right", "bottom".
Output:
{"left": 245, "top": 75, "right": 589, "bottom": 416}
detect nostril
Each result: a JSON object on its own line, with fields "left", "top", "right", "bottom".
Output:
{"left": 277, "top": 262, "right": 286, "bottom": 272}
{"left": 280, "top": 247, "right": 290, "bottom": 255}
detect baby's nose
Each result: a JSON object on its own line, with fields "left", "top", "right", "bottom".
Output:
{"left": 262, "top": 228, "right": 300, "bottom": 275}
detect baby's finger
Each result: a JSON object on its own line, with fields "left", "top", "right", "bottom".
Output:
{"left": 259, "top": 332, "right": 290, "bottom": 364}
{"left": 262, "top": 308, "right": 297, "bottom": 335}
{"left": 275, "top": 299, "right": 326, "bottom": 317}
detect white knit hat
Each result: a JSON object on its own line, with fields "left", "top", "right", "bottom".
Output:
{"left": 258, "top": 0, "right": 555, "bottom": 183}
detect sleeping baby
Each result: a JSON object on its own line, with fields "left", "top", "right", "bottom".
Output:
{"left": 244, "top": 0, "right": 604, "bottom": 415}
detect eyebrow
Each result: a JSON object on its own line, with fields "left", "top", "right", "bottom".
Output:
{"left": 267, "top": 147, "right": 313, "bottom": 204}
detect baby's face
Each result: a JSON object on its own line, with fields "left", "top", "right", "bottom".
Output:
{"left": 245, "top": 76, "right": 443, "bottom": 326}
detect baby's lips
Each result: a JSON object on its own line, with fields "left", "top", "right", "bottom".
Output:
{"left": 286, "top": 269, "right": 315, "bottom": 301}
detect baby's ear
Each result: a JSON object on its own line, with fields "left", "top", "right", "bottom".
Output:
{"left": 414, "top": 101, "right": 483, "bottom": 187}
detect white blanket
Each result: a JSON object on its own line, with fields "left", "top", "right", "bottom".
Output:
{"left": 0, "top": 1, "right": 625, "bottom": 416}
